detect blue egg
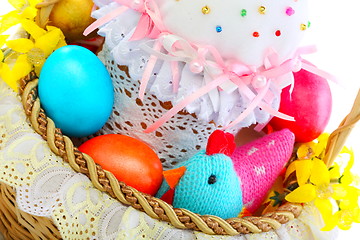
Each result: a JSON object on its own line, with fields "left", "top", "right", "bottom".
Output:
{"left": 38, "top": 45, "right": 114, "bottom": 137}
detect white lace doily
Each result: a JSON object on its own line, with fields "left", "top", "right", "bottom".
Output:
{"left": 0, "top": 78, "right": 339, "bottom": 240}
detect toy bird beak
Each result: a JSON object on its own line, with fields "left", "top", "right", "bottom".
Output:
{"left": 163, "top": 166, "right": 186, "bottom": 189}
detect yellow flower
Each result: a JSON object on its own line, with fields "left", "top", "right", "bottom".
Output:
{"left": 12, "top": 0, "right": 40, "bottom": 19}
{"left": 286, "top": 144, "right": 360, "bottom": 231}
{"left": 0, "top": 11, "right": 21, "bottom": 34}
{"left": 339, "top": 147, "right": 356, "bottom": 186}
{"left": 329, "top": 163, "right": 341, "bottom": 180}
{"left": 1, "top": 19, "right": 66, "bottom": 91}
{"left": 295, "top": 159, "right": 313, "bottom": 186}
{"left": 335, "top": 207, "right": 360, "bottom": 230}
{"left": 0, "top": 54, "right": 32, "bottom": 91}
{"left": 286, "top": 159, "right": 332, "bottom": 202}
{"left": 6, "top": 20, "right": 66, "bottom": 60}
{"left": 284, "top": 133, "right": 360, "bottom": 231}
{"left": 318, "top": 183, "right": 359, "bottom": 230}
{"left": 0, "top": 35, "right": 10, "bottom": 76}
{"left": 296, "top": 133, "right": 329, "bottom": 160}
{"left": 285, "top": 159, "right": 345, "bottom": 230}
{"left": 316, "top": 133, "right": 329, "bottom": 149}
{"left": 0, "top": 0, "right": 41, "bottom": 34}
{"left": 337, "top": 185, "right": 359, "bottom": 209}
{"left": 297, "top": 142, "right": 317, "bottom": 159}
{"left": 285, "top": 134, "right": 331, "bottom": 183}
{"left": 1, "top": 35, "right": 7, "bottom": 62}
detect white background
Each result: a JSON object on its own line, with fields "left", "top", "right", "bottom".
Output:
{"left": 1, "top": 0, "right": 360, "bottom": 238}
{"left": 303, "top": 1, "right": 360, "bottom": 238}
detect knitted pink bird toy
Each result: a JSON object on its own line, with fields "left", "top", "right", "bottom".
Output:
{"left": 231, "top": 128, "right": 295, "bottom": 213}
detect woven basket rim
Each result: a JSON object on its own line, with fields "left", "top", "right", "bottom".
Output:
{"left": 0, "top": 182, "right": 62, "bottom": 240}
{"left": 18, "top": 72, "right": 360, "bottom": 236}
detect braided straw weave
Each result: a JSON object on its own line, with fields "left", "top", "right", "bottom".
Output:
{"left": 0, "top": 182, "right": 61, "bottom": 240}
{"left": 11, "top": 72, "right": 305, "bottom": 237}
{"left": 323, "top": 90, "right": 360, "bottom": 167}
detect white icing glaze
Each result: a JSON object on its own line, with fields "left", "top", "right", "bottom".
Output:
{"left": 157, "top": 0, "right": 308, "bottom": 66}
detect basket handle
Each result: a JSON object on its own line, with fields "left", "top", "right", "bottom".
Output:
{"left": 324, "top": 89, "right": 360, "bottom": 167}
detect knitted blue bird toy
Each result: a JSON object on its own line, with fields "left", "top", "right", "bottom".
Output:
{"left": 156, "top": 131, "right": 243, "bottom": 219}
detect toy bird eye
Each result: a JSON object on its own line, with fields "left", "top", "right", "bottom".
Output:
{"left": 208, "top": 174, "right": 217, "bottom": 184}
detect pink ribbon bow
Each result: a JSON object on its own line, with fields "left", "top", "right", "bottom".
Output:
{"left": 84, "top": 0, "right": 164, "bottom": 40}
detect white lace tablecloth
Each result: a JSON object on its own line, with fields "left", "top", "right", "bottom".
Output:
{"left": 0, "top": 79, "right": 338, "bottom": 239}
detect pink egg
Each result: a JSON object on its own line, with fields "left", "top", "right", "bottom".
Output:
{"left": 269, "top": 69, "right": 332, "bottom": 143}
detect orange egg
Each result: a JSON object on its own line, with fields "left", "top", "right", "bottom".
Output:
{"left": 79, "top": 134, "right": 163, "bottom": 195}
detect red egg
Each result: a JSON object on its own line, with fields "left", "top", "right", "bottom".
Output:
{"left": 269, "top": 69, "right": 332, "bottom": 143}
{"left": 79, "top": 134, "right": 163, "bottom": 195}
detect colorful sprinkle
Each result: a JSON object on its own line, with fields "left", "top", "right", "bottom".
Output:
{"left": 286, "top": 7, "right": 295, "bottom": 16}
{"left": 241, "top": 9, "right": 247, "bottom": 17}
{"left": 202, "top": 6, "right": 211, "bottom": 15}
{"left": 216, "top": 25, "right": 222, "bottom": 33}
{"left": 253, "top": 31, "right": 260, "bottom": 37}
{"left": 258, "top": 6, "right": 266, "bottom": 14}
{"left": 300, "top": 24, "right": 307, "bottom": 31}
{"left": 275, "top": 30, "right": 281, "bottom": 37}
{"left": 307, "top": 21, "right": 311, "bottom": 28}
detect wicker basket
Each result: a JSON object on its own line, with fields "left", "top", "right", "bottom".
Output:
{"left": 0, "top": 182, "right": 61, "bottom": 240}
{"left": 0, "top": 70, "right": 359, "bottom": 239}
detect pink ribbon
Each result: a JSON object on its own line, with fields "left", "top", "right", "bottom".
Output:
{"left": 84, "top": 0, "right": 168, "bottom": 102}
{"left": 84, "top": 0, "right": 336, "bottom": 133}
{"left": 139, "top": 37, "right": 164, "bottom": 100}
{"left": 218, "top": 58, "right": 294, "bottom": 131}
{"left": 142, "top": 42, "right": 335, "bottom": 132}
{"left": 138, "top": 34, "right": 224, "bottom": 101}
{"left": 129, "top": 0, "right": 165, "bottom": 40}
{"left": 84, "top": 0, "right": 164, "bottom": 39}
{"left": 144, "top": 74, "right": 231, "bottom": 133}
{"left": 84, "top": 5, "right": 129, "bottom": 36}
